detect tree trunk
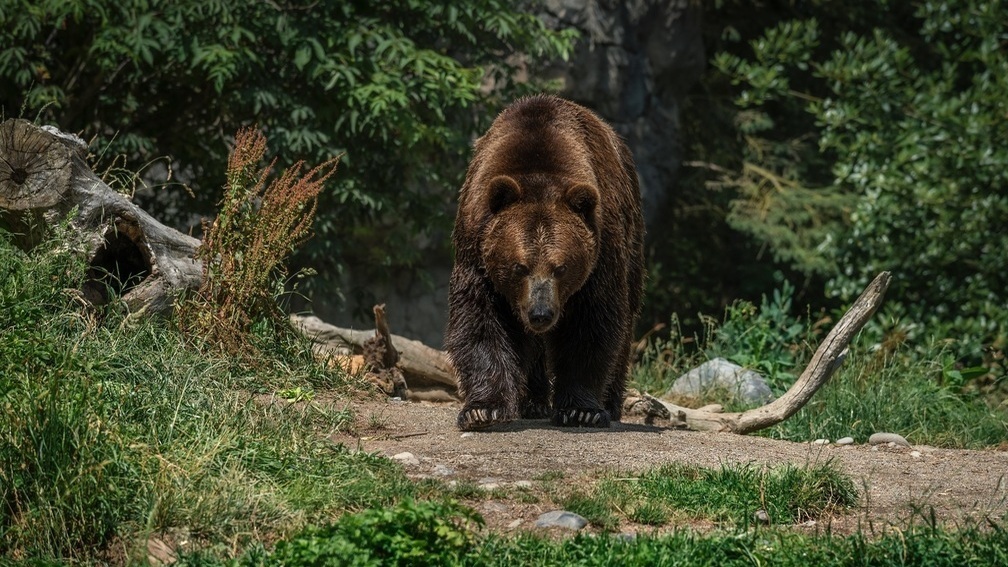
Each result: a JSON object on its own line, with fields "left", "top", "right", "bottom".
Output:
{"left": 0, "top": 119, "right": 202, "bottom": 314}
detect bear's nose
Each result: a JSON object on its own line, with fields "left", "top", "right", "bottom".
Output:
{"left": 528, "top": 305, "right": 555, "bottom": 329}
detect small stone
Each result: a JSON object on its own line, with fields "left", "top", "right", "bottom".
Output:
{"left": 910, "top": 450, "right": 922, "bottom": 459}
{"left": 869, "top": 432, "right": 910, "bottom": 447}
{"left": 507, "top": 519, "right": 523, "bottom": 529}
{"left": 482, "top": 502, "right": 508, "bottom": 513}
{"left": 754, "top": 509, "right": 771, "bottom": 524}
{"left": 433, "top": 464, "right": 455, "bottom": 476}
{"left": 836, "top": 437, "right": 855, "bottom": 446}
{"left": 392, "top": 452, "right": 419, "bottom": 466}
{"left": 617, "top": 532, "right": 637, "bottom": 541}
{"left": 460, "top": 432, "right": 475, "bottom": 438}
{"left": 513, "top": 480, "right": 533, "bottom": 489}
{"left": 535, "top": 510, "right": 589, "bottom": 530}
{"left": 812, "top": 438, "right": 830, "bottom": 445}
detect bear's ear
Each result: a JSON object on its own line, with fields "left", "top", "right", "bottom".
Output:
{"left": 564, "top": 183, "right": 599, "bottom": 226}
{"left": 486, "top": 175, "right": 522, "bottom": 214}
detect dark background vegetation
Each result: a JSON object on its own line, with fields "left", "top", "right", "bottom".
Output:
{"left": 2, "top": 0, "right": 1005, "bottom": 381}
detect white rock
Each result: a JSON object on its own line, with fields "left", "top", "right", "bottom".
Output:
{"left": 836, "top": 437, "right": 855, "bottom": 446}
{"left": 868, "top": 432, "right": 910, "bottom": 447}
{"left": 666, "top": 358, "right": 775, "bottom": 404}
{"left": 460, "top": 432, "right": 475, "bottom": 438}
{"left": 812, "top": 438, "right": 830, "bottom": 445}
{"left": 433, "top": 464, "right": 455, "bottom": 476}
{"left": 507, "top": 519, "right": 523, "bottom": 529}
{"left": 535, "top": 510, "right": 589, "bottom": 530}
{"left": 910, "top": 451, "right": 922, "bottom": 459}
{"left": 392, "top": 452, "right": 419, "bottom": 466}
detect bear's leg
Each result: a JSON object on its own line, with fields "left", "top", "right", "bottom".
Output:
{"left": 445, "top": 266, "right": 526, "bottom": 431}
{"left": 521, "top": 341, "right": 552, "bottom": 419}
{"left": 549, "top": 308, "right": 616, "bottom": 428}
{"left": 603, "top": 338, "right": 632, "bottom": 422}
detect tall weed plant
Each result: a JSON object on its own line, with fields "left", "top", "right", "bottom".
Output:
{"left": 179, "top": 127, "right": 339, "bottom": 356}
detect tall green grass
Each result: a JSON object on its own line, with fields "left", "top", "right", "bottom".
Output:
{"left": 633, "top": 286, "right": 1008, "bottom": 448}
{"left": 0, "top": 227, "right": 406, "bottom": 561}
{"left": 554, "top": 462, "right": 856, "bottom": 531}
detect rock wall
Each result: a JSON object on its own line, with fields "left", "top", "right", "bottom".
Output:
{"left": 312, "top": 1, "right": 705, "bottom": 346}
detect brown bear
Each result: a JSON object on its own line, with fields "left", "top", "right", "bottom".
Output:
{"left": 444, "top": 94, "right": 644, "bottom": 431}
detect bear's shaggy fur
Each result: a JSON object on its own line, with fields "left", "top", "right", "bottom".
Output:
{"left": 444, "top": 94, "right": 644, "bottom": 431}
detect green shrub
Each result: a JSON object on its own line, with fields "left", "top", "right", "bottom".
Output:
{"left": 267, "top": 500, "right": 483, "bottom": 567}
{"left": 711, "top": 1, "right": 1008, "bottom": 365}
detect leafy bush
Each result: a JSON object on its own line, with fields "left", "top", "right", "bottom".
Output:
{"left": 268, "top": 500, "right": 483, "bottom": 567}
{"left": 710, "top": 1, "right": 1008, "bottom": 364}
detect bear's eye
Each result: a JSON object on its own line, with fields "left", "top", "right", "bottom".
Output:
{"left": 554, "top": 264, "right": 567, "bottom": 277}
{"left": 513, "top": 263, "right": 529, "bottom": 276}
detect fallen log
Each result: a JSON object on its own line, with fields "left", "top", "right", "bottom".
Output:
{"left": 291, "top": 313, "right": 457, "bottom": 394}
{"left": 0, "top": 118, "right": 201, "bottom": 313}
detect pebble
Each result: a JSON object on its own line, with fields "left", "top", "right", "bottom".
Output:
{"left": 754, "top": 509, "right": 771, "bottom": 524}
{"left": 392, "top": 452, "right": 419, "bottom": 466}
{"left": 910, "top": 450, "right": 922, "bottom": 459}
{"left": 432, "top": 464, "right": 455, "bottom": 476}
{"left": 482, "top": 502, "right": 508, "bottom": 513}
{"left": 836, "top": 437, "right": 855, "bottom": 446}
{"left": 535, "top": 510, "right": 589, "bottom": 530}
{"left": 869, "top": 432, "right": 910, "bottom": 447}
{"left": 507, "top": 519, "right": 523, "bottom": 529}
{"left": 812, "top": 438, "right": 830, "bottom": 445}
{"left": 460, "top": 432, "right": 475, "bottom": 439}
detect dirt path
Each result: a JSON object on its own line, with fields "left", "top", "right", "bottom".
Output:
{"left": 338, "top": 399, "right": 1008, "bottom": 534}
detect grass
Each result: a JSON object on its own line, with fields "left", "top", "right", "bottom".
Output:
{"left": 554, "top": 462, "right": 857, "bottom": 531}
{"left": 176, "top": 499, "right": 1008, "bottom": 566}
{"left": 632, "top": 290, "right": 1008, "bottom": 449}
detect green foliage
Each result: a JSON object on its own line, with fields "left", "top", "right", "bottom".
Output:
{"left": 0, "top": 226, "right": 409, "bottom": 561}
{"left": 0, "top": 0, "right": 576, "bottom": 307}
{"left": 0, "top": 223, "right": 134, "bottom": 558}
{"left": 265, "top": 500, "right": 483, "bottom": 567}
{"left": 710, "top": 0, "right": 1008, "bottom": 363}
{"left": 470, "top": 527, "right": 1008, "bottom": 567}
{"left": 634, "top": 282, "right": 816, "bottom": 398}
{"left": 764, "top": 338, "right": 1008, "bottom": 448}
{"left": 633, "top": 281, "right": 1008, "bottom": 446}
{"left": 707, "top": 280, "right": 815, "bottom": 393}
{"left": 558, "top": 462, "right": 856, "bottom": 530}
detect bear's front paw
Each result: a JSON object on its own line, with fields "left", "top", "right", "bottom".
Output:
{"left": 552, "top": 408, "right": 611, "bottom": 428}
{"left": 457, "top": 405, "right": 512, "bottom": 431}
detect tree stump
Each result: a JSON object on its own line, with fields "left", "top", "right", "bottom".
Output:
{"left": 0, "top": 119, "right": 202, "bottom": 313}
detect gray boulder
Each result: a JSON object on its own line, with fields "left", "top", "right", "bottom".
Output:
{"left": 667, "top": 358, "right": 775, "bottom": 404}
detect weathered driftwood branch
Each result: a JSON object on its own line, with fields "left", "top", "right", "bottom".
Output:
{"left": 654, "top": 271, "right": 892, "bottom": 433}
{"left": 0, "top": 119, "right": 202, "bottom": 313}
{"left": 291, "top": 313, "right": 457, "bottom": 393}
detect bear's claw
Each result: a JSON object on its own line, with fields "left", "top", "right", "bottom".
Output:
{"left": 552, "top": 407, "right": 610, "bottom": 428}
{"left": 457, "top": 406, "right": 511, "bottom": 431}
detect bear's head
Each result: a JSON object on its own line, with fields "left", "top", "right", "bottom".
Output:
{"left": 479, "top": 174, "right": 600, "bottom": 334}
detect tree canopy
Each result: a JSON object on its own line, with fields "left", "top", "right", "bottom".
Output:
{"left": 0, "top": 0, "right": 575, "bottom": 305}
{"left": 671, "top": 0, "right": 1007, "bottom": 366}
